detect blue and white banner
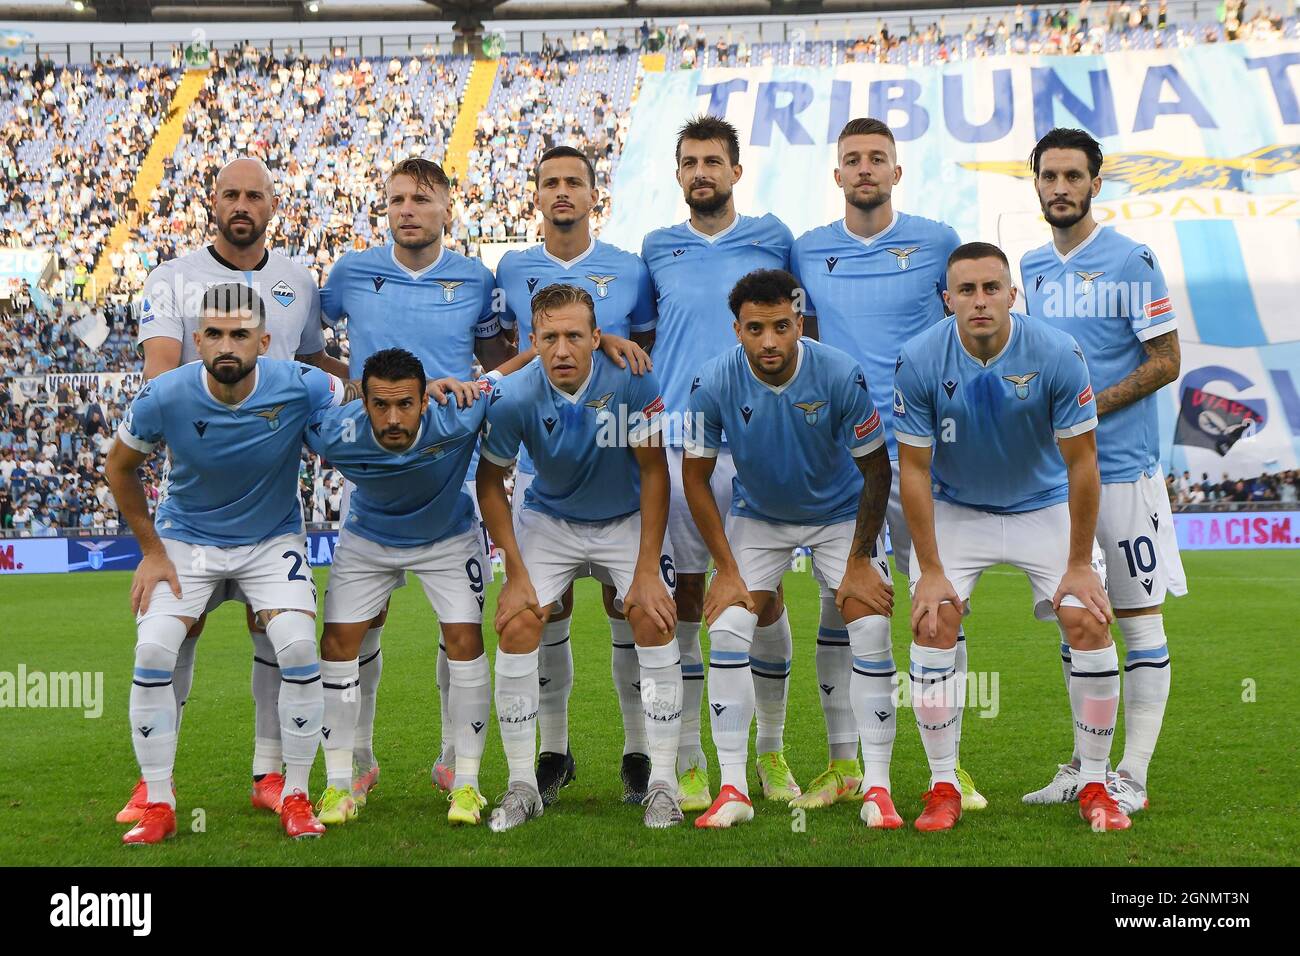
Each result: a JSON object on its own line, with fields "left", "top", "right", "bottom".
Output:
{"left": 605, "top": 42, "right": 1300, "bottom": 476}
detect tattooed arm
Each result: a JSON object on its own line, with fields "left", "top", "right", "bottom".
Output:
{"left": 835, "top": 445, "right": 894, "bottom": 619}
{"left": 1094, "top": 330, "right": 1180, "bottom": 417}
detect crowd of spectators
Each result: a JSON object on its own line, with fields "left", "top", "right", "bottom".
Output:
{"left": 1168, "top": 469, "right": 1300, "bottom": 509}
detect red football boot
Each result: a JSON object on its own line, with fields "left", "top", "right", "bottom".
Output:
{"left": 1078, "top": 782, "right": 1133, "bottom": 831}
{"left": 280, "top": 790, "right": 326, "bottom": 839}
{"left": 251, "top": 772, "right": 285, "bottom": 813}
{"left": 122, "top": 803, "right": 177, "bottom": 845}
{"left": 860, "top": 786, "right": 905, "bottom": 829}
{"left": 914, "top": 782, "right": 963, "bottom": 832}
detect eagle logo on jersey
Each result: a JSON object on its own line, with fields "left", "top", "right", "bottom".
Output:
{"left": 794, "top": 400, "right": 827, "bottom": 426}
{"left": 960, "top": 145, "right": 1300, "bottom": 194}
{"left": 1075, "top": 271, "right": 1104, "bottom": 294}
{"left": 255, "top": 404, "right": 288, "bottom": 430}
{"left": 1002, "top": 372, "right": 1039, "bottom": 400}
{"left": 585, "top": 391, "right": 615, "bottom": 411}
{"left": 586, "top": 275, "right": 617, "bottom": 298}
{"left": 434, "top": 280, "right": 464, "bottom": 303}
{"left": 271, "top": 280, "right": 296, "bottom": 307}
{"left": 421, "top": 443, "right": 446, "bottom": 460}
{"left": 887, "top": 247, "right": 919, "bottom": 270}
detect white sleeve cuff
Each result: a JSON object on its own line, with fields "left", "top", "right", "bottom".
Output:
{"left": 628, "top": 320, "right": 657, "bottom": 333}
{"left": 1055, "top": 416, "right": 1098, "bottom": 439}
{"left": 894, "top": 431, "right": 934, "bottom": 448}
{"left": 683, "top": 442, "right": 719, "bottom": 459}
{"left": 849, "top": 434, "right": 885, "bottom": 457}
{"left": 115, "top": 424, "right": 156, "bottom": 453}
{"left": 1135, "top": 318, "right": 1178, "bottom": 342}
{"left": 479, "top": 448, "right": 516, "bottom": 468}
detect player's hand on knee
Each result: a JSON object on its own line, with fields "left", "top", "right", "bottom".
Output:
{"left": 427, "top": 377, "right": 482, "bottom": 408}
{"left": 835, "top": 557, "right": 894, "bottom": 618}
{"left": 599, "top": 334, "right": 653, "bottom": 374}
{"left": 131, "top": 551, "right": 182, "bottom": 616}
{"left": 625, "top": 570, "right": 677, "bottom": 634}
{"left": 703, "top": 567, "right": 754, "bottom": 626}
{"left": 494, "top": 575, "right": 543, "bottom": 633}
{"left": 910, "top": 571, "right": 960, "bottom": 640}
{"left": 1054, "top": 564, "right": 1113, "bottom": 626}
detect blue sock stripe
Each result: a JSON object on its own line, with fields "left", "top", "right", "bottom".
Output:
{"left": 280, "top": 662, "right": 321, "bottom": 679}
{"left": 680, "top": 662, "right": 706, "bottom": 676}
{"left": 817, "top": 626, "right": 850, "bottom": 642}
{"left": 1125, "top": 645, "right": 1169, "bottom": 663}
{"left": 709, "top": 649, "right": 749, "bottom": 663}
{"left": 748, "top": 655, "right": 791, "bottom": 673}
{"left": 852, "top": 657, "right": 895, "bottom": 672}
{"left": 913, "top": 664, "right": 952, "bottom": 674}
{"left": 133, "top": 667, "right": 173, "bottom": 680}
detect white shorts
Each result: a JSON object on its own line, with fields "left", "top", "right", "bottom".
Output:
{"left": 515, "top": 506, "right": 676, "bottom": 610}
{"left": 907, "top": 500, "right": 1089, "bottom": 622}
{"left": 1096, "top": 468, "right": 1187, "bottom": 610}
{"left": 324, "top": 527, "right": 485, "bottom": 624}
{"left": 140, "top": 533, "right": 318, "bottom": 623}
{"left": 667, "top": 446, "right": 736, "bottom": 574}
{"left": 464, "top": 478, "right": 496, "bottom": 583}
{"left": 512, "top": 469, "right": 613, "bottom": 587}
{"left": 728, "top": 513, "right": 889, "bottom": 595}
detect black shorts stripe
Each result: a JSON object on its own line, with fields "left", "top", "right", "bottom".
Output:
{"left": 281, "top": 674, "right": 322, "bottom": 685}
{"left": 1070, "top": 669, "right": 1121, "bottom": 679}
{"left": 1124, "top": 659, "right": 1170, "bottom": 672}
{"left": 359, "top": 649, "right": 381, "bottom": 667}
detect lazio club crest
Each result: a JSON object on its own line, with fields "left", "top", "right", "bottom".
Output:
{"left": 255, "top": 403, "right": 288, "bottom": 430}
{"left": 586, "top": 274, "right": 616, "bottom": 299}
{"left": 1075, "top": 271, "right": 1104, "bottom": 295}
{"left": 793, "top": 400, "right": 827, "bottom": 426}
{"left": 887, "top": 246, "right": 919, "bottom": 270}
{"left": 76, "top": 539, "right": 115, "bottom": 570}
{"left": 1002, "top": 372, "right": 1039, "bottom": 400}
{"left": 434, "top": 280, "right": 464, "bottom": 303}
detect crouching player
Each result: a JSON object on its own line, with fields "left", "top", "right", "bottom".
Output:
{"left": 303, "top": 348, "right": 495, "bottom": 826}
{"left": 475, "top": 283, "right": 682, "bottom": 832}
{"left": 683, "top": 269, "right": 898, "bottom": 829}
{"left": 107, "top": 283, "right": 344, "bottom": 844}
{"left": 894, "top": 242, "right": 1128, "bottom": 832}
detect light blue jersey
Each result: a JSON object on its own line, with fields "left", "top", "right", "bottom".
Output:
{"left": 892, "top": 315, "right": 1098, "bottom": 514}
{"left": 480, "top": 354, "right": 665, "bottom": 523}
{"left": 641, "top": 213, "right": 793, "bottom": 443}
{"left": 791, "top": 212, "right": 961, "bottom": 459}
{"left": 304, "top": 395, "right": 487, "bottom": 548}
{"left": 495, "top": 239, "right": 656, "bottom": 476}
{"left": 685, "top": 339, "right": 884, "bottom": 526}
{"left": 1019, "top": 225, "right": 1177, "bottom": 484}
{"left": 321, "top": 245, "right": 501, "bottom": 380}
{"left": 118, "top": 358, "right": 343, "bottom": 546}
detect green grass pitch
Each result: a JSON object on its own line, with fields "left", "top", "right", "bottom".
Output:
{"left": 2, "top": 550, "right": 1295, "bottom": 866}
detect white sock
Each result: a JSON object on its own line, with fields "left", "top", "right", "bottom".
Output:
{"left": 637, "top": 639, "right": 682, "bottom": 789}
{"left": 132, "top": 617, "right": 187, "bottom": 807}
{"left": 250, "top": 628, "right": 283, "bottom": 776}
{"left": 354, "top": 626, "right": 383, "bottom": 770}
{"left": 1117, "top": 615, "right": 1170, "bottom": 789}
{"left": 321, "top": 658, "right": 360, "bottom": 792}
{"left": 676, "top": 621, "right": 707, "bottom": 775}
{"left": 266, "top": 612, "right": 324, "bottom": 799}
{"left": 909, "top": 642, "right": 959, "bottom": 790}
{"left": 538, "top": 618, "right": 573, "bottom": 755}
{"left": 611, "top": 617, "right": 647, "bottom": 755}
{"left": 172, "top": 635, "right": 197, "bottom": 736}
{"left": 707, "top": 606, "right": 758, "bottom": 796}
{"left": 815, "top": 590, "right": 857, "bottom": 762}
{"left": 849, "top": 615, "right": 895, "bottom": 792}
{"left": 953, "top": 628, "right": 968, "bottom": 752}
{"left": 436, "top": 638, "right": 453, "bottom": 761}
{"left": 750, "top": 608, "right": 791, "bottom": 755}
{"left": 448, "top": 653, "right": 490, "bottom": 791}
{"left": 495, "top": 647, "right": 540, "bottom": 788}
{"left": 1058, "top": 622, "right": 1083, "bottom": 766}
{"left": 1068, "top": 644, "right": 1121, "bottom": 785}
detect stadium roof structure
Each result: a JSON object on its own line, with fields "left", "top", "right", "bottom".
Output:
{"left": 6, "top": 0, "right": 1012, "bottom": 29}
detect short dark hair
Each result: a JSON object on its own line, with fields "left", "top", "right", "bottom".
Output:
{"left": 676, "top": 113, "right": 741, "bottom": 167}
{"left": 1030, "top": 127, "right": 1104, "bottom": 179}
{"left": 361, "top": 347, "right": 426, "bottom": 397}
{"left": 388, "top": 156, "right": 451, "bottom": 193}
{"left": 946, "top": 241, "right": 1011, "bottom": 275}
{"left": 837, "top": 117, "right": 896, "bottom": 148}
{"left": 200, "top": 282, "right": 265, "bottom": 326}
{"left": 728, "top": 269, "right": 801, "bottom": 320}
{"left": 536, "top": 145, "right": 596, "bottom": 188}
{"left": 531, "top": 283, "right": 597, "bottom": 331}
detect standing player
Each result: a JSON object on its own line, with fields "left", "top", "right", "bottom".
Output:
{"left": 476, "top": 284, "right": 681, "bottom": 831}
{"left": 107, "top": 284, "right": 344, "bottom": 844}
{"left": 118, "top": 156, "right": 349, "bottom": 824}
{"left": 320, "top": 157, "right": 512, "bottom": 805}
{"left": 496, "top": 145, "right": 658, "bottom": 805}
{"left": 683, "top": 270, "right": 900, "bottom": 830}
{"left": 893, "top": 243, "right": 1130, "bottom": 832}
{"left": 789, "top": 118, "right": 985, "bottom": 812}
{"left": 1019, "top": 129, "right": 1185, "bottom": 814}
{"left": 641, "top": 115, "right": 797, "bottom": 810}
{"left": 303, "top": 349, "right": 493, "bottom": 827}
